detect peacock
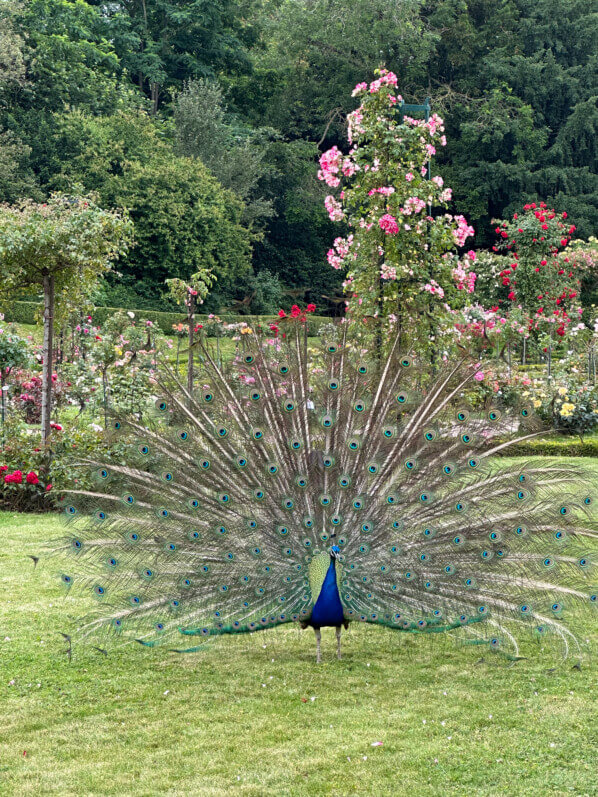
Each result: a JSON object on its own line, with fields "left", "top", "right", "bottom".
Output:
{"left": 49, "top": 318, "right": 597, "bottom": 663}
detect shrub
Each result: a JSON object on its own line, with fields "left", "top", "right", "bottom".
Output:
{"left": 495, "top": 438, "right": 598, "bottom": 457}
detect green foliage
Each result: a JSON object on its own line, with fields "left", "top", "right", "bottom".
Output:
{"left": 174, "top": 79, "right": 275, "bottom": 232}
{"left": 237, "top": 0, "right": 436, "bottom": 142}
{"left": 0, "top": 193, "right": 132, "bottom": 322}
{"left": 0, "top": 0, "right": 597, "bottom": 313}
{"left": 0, "top": 415, "right": 107, "bottom": 511}
{"left": 102, "top": 0, "right": 255, "bottom": 111}
{"left": 243, "top": 270, "right": 286, "bottom": 315}
{"left": 51, "top": 110, "right": 252, "bottom": 308}
{"left": 495, "top": 438, "right": 598, "bottom": 457}
{"left": 0, "top": 323, "right": 31, "bottom": 377}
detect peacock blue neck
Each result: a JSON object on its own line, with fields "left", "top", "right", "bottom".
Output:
{"left": 310, "top": 556, "right": 344, "bottom": 628}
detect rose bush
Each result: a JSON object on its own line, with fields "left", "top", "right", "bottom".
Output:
{"left": 317, "top": 68, "right": 475, "bottom": 344}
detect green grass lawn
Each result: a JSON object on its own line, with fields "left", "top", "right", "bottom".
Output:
{"left": 1, "top": 462, "right": 597, "bottom": 796}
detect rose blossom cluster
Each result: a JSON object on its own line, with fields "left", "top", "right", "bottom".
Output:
{"left": 380, "top": 263, "right": 397, "bottom": 281}
{"left": 452, "top": 215, "right": 475, "bottom": 247}
{"left": 1, "top": 467, "right": 49, "bottom": 489}
{"left": 317, "top": 146, "right": 342, "bottom": 187}
{"left": 452, "top": 252, "right": 477, "bottom": 293}
{"left": 378, "top": 214, "right": 399, "bottom": 235}
{"left": 351, "top": 69, "right": 400, "bottom": 97}
{"left": 324, "top": 195, "right": 344, "bottom": 221}
{"left": 327, "top": 235, "right": 355, "bottom": 269}
{"left": 402, "top": 197, "right": 427, "bottom": 216}
{"left": 368, "top": 186, "right": 395, "bottom": 196}
{"left": 423, "top": 280, "right": 445, "bottom": 298}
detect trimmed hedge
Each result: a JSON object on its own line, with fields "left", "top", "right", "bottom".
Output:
{"left": 2, "top": 300, "right": 334, "bottom": 336}
{"left": 495, "top": 438, "right": 598, "bottom": 457}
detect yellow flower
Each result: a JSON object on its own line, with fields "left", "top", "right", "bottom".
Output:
{"left": 558, "top": 386, "right": 567, "bottom": 396}
{"left": 533, "top": 399, "right": 542, "bottom": 408}
{"left": 240, "top": 326, "right": 253, "bottom": 335}
{"left": 560, "top": 402, "right": 576, "bottom": 417}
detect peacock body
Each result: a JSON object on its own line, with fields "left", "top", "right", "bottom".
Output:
{"left": 52, "top": 322, "right": 597, "bottom": 662}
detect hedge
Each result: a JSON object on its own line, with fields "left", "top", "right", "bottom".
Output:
{"left": 1, "top": 300, "right": 334, "bottom": 336}
{"left": 495, "top": 438, "right": 598, "bottom": 457}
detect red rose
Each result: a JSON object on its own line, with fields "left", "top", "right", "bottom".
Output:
{"left": 46, "top": 483, "right": 52, "bottom": 491}
{"left": 541, "top": 224, "right": 548, "bottom": 230}
{"left": 562, "top": 212, "right": 567, "bottom": 218}
{"left": 26, "top": 471, "right": 39, "bottom": 485}
{"left": 561, "top": 239, "right": 567, "bottom": 246}
{"left": 0, "top": 465, "right": 7, "bottom": 472}
{"left": 508, "top": 291, "right": 516, "bottom": 300}
{"left": 306, "top": 303, "right": 316, "bottom": 313}
{"left": 277, "top": 310, "right": 286, "bottom": 318}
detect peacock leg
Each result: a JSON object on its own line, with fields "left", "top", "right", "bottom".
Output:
{"left": 314, "top": 628, "right": 321, "bottom": 663}
{"left": 336, "top": 626, "right": 342, "bottom": 660}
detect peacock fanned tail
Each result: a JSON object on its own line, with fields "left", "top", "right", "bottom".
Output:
{"left": 51, "top": 323, "right": 597, "bottom": 660}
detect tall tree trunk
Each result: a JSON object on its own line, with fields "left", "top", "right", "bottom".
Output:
{"left": 41, "top": 271, "right": 55, "bottom": 450}
{"left": 151, "top": 82, "right": 159, "bottom": 114}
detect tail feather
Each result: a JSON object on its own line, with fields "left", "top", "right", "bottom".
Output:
{"left": 48, "top": 326, "right": 597, "bottom": 659}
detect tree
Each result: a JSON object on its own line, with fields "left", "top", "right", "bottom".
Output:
{"left": 101, "top": 0, "right": 255, "bottom": 112}
{"left": 0, "top": 194, "right": 132, "bottom": 448}
{"left": 50, "top": 110, "right": 252, "bottom": 309}
{"left": 165, "top": 269, "right": 215, "bottom": 394}
{"left": 237, "top": 0, "right": 436, "bottom": 142}
{"left": 174, "top": 78, "right": 275, "bottom": 232}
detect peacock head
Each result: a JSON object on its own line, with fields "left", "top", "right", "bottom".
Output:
{"left": 330, "top": 544, "right": 341, "bottom": 559}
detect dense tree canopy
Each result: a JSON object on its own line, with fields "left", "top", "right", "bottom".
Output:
{"left": 0, "top": 0, "right": 595, "bottom": 312}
